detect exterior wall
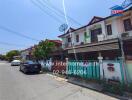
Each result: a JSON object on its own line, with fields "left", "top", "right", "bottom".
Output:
{"left": 62, "top": 37, "right": 66, "bottom": 48}
{"left": 73, "top": 28, "right": 86, "bottom": 45}
{"left": 21, "top": 51, "right": 29, "bottom": 60}
{"left": 86, "top": 27, "right": 91, "bottom": 43}
{"left": 87, "top": 21, "right": 106, "bottom": 42}
{"left": 102, "top": 61, "right": 124, "bottom": 83}
{"left": 105, "top": 17, "right": 119, "bottom": 39}
{"left": 60, "top": 9, "right": 132, "bottom": 49}
{"left": 61, "top": 32, "right": 74, "bottom": 48}
{"left": 126, "top": 60, "right": 132, "bottom": 83}
{"left": 105, "top": 10, "right": 132, "bottom": 40}
{"left": 117, "top": 11, "right": 132, "bottom": 34}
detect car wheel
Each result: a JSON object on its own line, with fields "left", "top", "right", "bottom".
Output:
{"left": 36, "top": 71, "right": 40, "bottom": 74}
{"left": 24, "top": 68, "right": 27, "bottom": 74}
{"left": 19, "top": 67, "right": 22, "bottom": 71}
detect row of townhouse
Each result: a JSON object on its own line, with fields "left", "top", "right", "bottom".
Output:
{"left": 58, "top": 7, "right": 132, "bottom": 61}
{"left": 21, "top": 40, "right": 63, "bottom": 61}
{"left": 20, "top": 6, "right": 132, "bottom": 83}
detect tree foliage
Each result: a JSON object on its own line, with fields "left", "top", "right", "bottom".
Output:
{"left": 33, "top": 40, "right": 55, "bottom": 60}
{"left": 0, "top": 54, "right": 6, "bottom": 60}
{"left": 6, "top": 50, "right": 20, "bottom": 61}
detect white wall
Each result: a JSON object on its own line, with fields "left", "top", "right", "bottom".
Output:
{"left": 60, "top": 9, "right": 132, "bottom": 48}
{"left": 105, "top": 10, "right": 132, "bottom": 39}
{"left": 87, "top": 21, "right": 105, "bottom": 42}
{"left": 21, "top": 51, "right": 29, "bottom": 60}
{"left": 102, "top": 61, "right": 123, "bottom": 82}
{"left": 73, "top": 31, "right": 85, "bottom": 46}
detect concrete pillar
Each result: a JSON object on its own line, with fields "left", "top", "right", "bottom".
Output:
{"left": 101, "top": 21, "right": 106, "bottom": 38}
{"left": 86, "top": 28, "right": 91, "bottom": 43}
{"left": 66, "top": 58, "right": 69, "bottom": 79}
{"left": 98, "top": 52, "right": 104, "bottom": 80}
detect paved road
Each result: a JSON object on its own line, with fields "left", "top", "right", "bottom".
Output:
{"left": 0, "top": 61, "right": 118, "bottom": 100}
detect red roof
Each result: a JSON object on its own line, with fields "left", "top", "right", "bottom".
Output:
{"left": 47, "top": 40, "right": 62, "bottom": 44}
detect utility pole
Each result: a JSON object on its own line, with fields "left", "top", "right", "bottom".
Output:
{"left": 118, "top": 35, "right": 128, "bottom": 84}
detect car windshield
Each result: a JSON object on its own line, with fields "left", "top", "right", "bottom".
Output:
{"left": 25, "top": 61, "right": 36, "bottom": 64}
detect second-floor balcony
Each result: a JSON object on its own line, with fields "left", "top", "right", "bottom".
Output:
{"left": 63, "top": 43, "right": 73, "bottom": 48}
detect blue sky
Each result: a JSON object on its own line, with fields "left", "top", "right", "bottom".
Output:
{"left": 0, "top": 0, "right": 123, "bottom": 54}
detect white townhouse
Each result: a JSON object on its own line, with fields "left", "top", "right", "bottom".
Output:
{"left": 58, "top": 7, "right": 132, "bottom": 60}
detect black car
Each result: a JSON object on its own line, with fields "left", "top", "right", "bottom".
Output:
{"left": 20, "top": 61, "right": 41, "bottom": 74}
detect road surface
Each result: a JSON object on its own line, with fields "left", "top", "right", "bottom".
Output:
{"left": 0, "top": 61, "right": 118, "bottom": 100}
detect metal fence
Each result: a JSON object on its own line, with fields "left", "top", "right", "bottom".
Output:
{"left": 67, "top": 60, "right": 100, "bottom": 80}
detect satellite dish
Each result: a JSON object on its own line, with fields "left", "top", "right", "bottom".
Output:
{"left": 59, "top": 24, "right": 68, "bottom": 32}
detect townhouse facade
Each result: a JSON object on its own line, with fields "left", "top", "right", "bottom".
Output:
{"left": 21, "top": 46, "right": 36, "bottom": 61}
{"left": 21, "top": 40, "right": 63, "bottom": 61}
{"left": 58, "top": 7, "right": 132, "bottom": 60}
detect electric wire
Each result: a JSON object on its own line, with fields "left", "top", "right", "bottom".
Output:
{"left": 31, "top": 0, "right": 63, "bottom": 24}
{"left": 41, "top": 0, "right": 82, "bottom": 26}
{"left": 0, "top": 25, "right": 40, "bottom": 42}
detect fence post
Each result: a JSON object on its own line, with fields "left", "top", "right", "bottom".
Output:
{"left": 66, "top": 58, "right": 69, "bottom": 79}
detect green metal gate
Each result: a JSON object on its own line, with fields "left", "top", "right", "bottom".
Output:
{"left": 67, "top": 60, "right": 100, "bottom": 80}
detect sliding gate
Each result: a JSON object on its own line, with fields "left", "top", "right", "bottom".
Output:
{"left": 67, "top": 61, "right": 100, "bottom": 80}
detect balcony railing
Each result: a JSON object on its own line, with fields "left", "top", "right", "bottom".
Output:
{"left": 63, "top": 43, "right": 73, "bottom": 48}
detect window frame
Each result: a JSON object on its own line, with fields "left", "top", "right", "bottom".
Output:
{"left": 106, "top": 24, "right": 112, "bottom": 35}
{"left": 76, "top": 34, "right": 79, "bottom": 43}
{"left": 123, "top": 18, "right": 132, "bottom": 32}
{"left": 67, "top": 37, "right": 71, "bottom": 43}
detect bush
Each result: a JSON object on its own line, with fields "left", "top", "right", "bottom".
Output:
{"left": 128, "top": 83, "right": 132, "bottom": 92}
{"left": 102, "top": 82, "right": 124, "bottom": 95}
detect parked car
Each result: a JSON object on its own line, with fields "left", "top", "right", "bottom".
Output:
{"left": 20, "top": 60, "right": 41, "bottom": 74}
{"left": 11, "top": 60, "right": 21, "bottom": 66}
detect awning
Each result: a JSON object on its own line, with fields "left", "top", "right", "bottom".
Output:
{"left": 67, "top": 39, "right": 120, "bottom": 54}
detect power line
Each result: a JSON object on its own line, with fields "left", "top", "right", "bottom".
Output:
{"left": 36, "top": 0, "right": 64, "bottom": 22}
{"left": 32, "top": 0, "right": 82, "bottom": 26}
{"left": 36, "top": 0, "right": 82, "bottom": 26}
{"left": 41, "top": 0, "right": 82, "bottom": 26}
{"left": 0, "top": 41, "right": 28, "bottom": 47}
{"left": 0, "top": 25, "right": 40, "bottom": 42}
{"left": 31, "top": 0, "right": 63, "bottom": 23}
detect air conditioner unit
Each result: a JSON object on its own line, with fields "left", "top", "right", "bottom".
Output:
{"left": 121, "top": 32, "right": 129, "bottom": 38}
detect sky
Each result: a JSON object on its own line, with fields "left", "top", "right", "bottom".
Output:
{"left": 0, "top": 0, "right": 124, "bottom": 54}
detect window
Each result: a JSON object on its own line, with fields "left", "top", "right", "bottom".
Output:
{"left": 123, "top": 18, "right": 132, "bottom": 31}
{"left": 91, "top": 28, "right": 102, "bottom": 42}
{"left": 76, "top": 35, "right": 79, "bottom": 42}
{"left": 107, "top": 24, "right": 112, "bottom": 35}
{"left": 67, "top": 37, "right": 71, "bottom": 42}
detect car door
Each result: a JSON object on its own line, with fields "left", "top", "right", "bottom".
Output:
{"left": 20, "top": 62, "right": 26, "bottom": 71}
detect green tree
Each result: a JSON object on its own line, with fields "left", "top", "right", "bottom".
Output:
{"left": 33, "top": 40, "right": 55, "bottom": 60}
{"left": 33, "top": 46, "right": 43, "bottom": 60}
{"left": 0, "top": 54, "right": 6, "bottom": 60}
{"left": 6, "top": 50, "right": 20, "bottom": 61}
